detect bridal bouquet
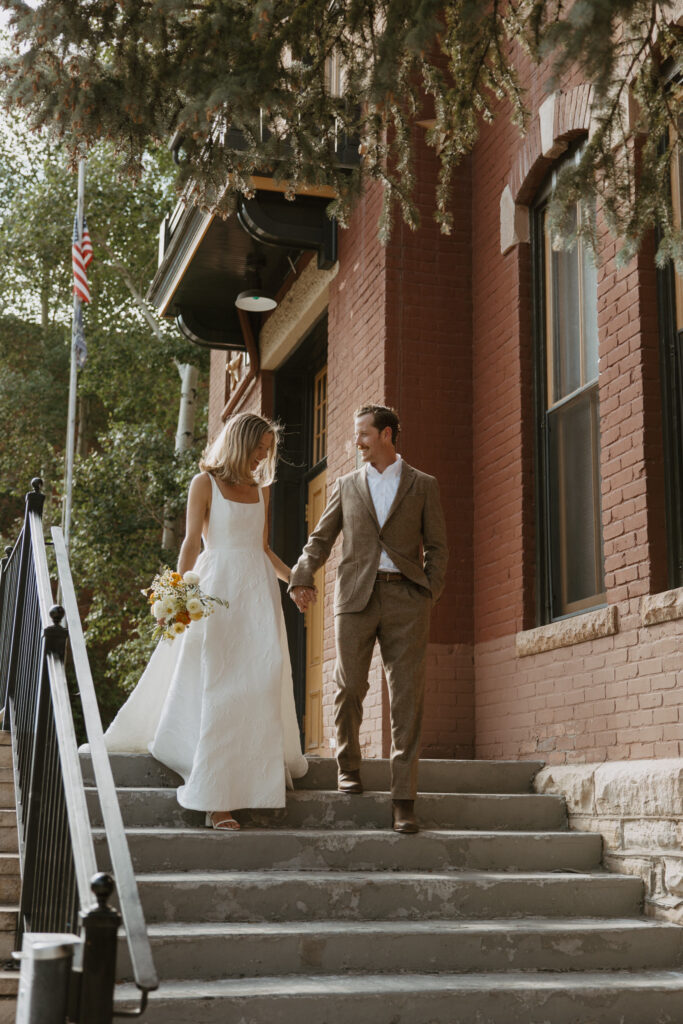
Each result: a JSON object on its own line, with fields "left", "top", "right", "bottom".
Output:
{"left": 143, "top": 568, "right": 229, "bottom": 642}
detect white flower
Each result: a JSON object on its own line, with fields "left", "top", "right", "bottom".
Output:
{"left": 183, "top": 571, "right": 200, "bottom": 586}
{"left": 186, "top": 597, "right": 203, "bottom": 616}
{"left": 171, "top": 621, "right": 186, "bottom": 636}
{"left": 152, "top": 600, "right": 165, "bottom": 620}
{"left": 161, "top": 596, "right": 177, "bottom": 617}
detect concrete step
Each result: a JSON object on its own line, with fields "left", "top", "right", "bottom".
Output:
{"left": 89, "top": 788, "right": 567, "bottom": 831}
{"left": 0, "top": 785, "right": 13, "bottom": 809}
{"left": 0, "top": 881, "right": 19, "bottom": 904}
{"left": 0, "top": 813, "right": 16, "bottom": 855}
{"left": 81, "top": 753, "right": 543, "bottom": 794}
{"left": 134, "top": 869, "right": 643, "bottom": 924}
{"left": 0, "top": 864, "right": 19, "bottom": 904}
{"left": 116, "top": 918, "right": 683, "bottom": 982}
{"left": 0, "top": 908, "right": 19, "bottom": 933}
{"left": 299, "top": 758, "right": 545, "bottom": 794}
{"left": 0, "top": 970, "right": 17, "bottom": 998}
{"left": 114, "top": 970, "right": 683, "bottom": 1024}
{"left": 95, "top": 827, "right": 602, "bottom": 873}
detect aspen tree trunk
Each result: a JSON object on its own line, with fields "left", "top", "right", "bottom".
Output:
{"left": 161, "top": 362, "right": 199, "bottom": 550}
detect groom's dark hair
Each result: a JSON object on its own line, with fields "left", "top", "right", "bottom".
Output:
{"left": 355, "top": 404, "right": 401, "bottom": 446}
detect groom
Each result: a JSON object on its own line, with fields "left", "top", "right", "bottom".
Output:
{"left": 289, "top": 405, "right": 448, "bottom": 833}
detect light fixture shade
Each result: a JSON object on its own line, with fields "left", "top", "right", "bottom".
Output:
{"left": 235, "top": 289, "right": 277, "bottom": 312}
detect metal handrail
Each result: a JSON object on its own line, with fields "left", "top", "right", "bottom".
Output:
{"left": 30, "top": 512, "right": 98, "bottom": 913}
{"left": 0, "top": 481, "right": 158, "bottom": 1021}
{"left": 51, "top": 526, "right": 158, "bottom": 999}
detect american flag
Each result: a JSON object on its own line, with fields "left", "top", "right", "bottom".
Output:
{"left": 72, "top": 213, "right": 93, "bottom": 304}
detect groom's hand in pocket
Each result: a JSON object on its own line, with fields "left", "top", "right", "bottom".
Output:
{"left": 290, "top": 586, "right": 317, "bottom": 613}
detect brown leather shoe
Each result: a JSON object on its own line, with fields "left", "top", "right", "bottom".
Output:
{"left": 337, "top": 769, "right": 363, "bottom": 794}
{"left": 392, "top": 799, "right": 419, "bottom": 834}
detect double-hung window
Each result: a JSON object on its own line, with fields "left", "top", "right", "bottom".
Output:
{"left": 533, "top": 163, "right": 605, "bottom": 620}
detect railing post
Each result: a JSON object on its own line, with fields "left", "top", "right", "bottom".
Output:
{"left": 15, "top": 933, "right": 81, "bottom": 1024}
{"left": 75, "top": 873, "right": 121, "bottom": 1024}
{"left": 16, "top": 605, "right": 69, "bottom": 949}
{"left": 4, "top": 480, "right": 45, "bottom": 726}
{"left": 0, "top": 544, "right": 13, "bottom": 729}
{"left": 0, "top": 545, "right": 12, "bottom": 613}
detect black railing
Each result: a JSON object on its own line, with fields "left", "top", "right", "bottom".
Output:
{"left": 0, "top": 480, "right": 158, "bottom": 1020}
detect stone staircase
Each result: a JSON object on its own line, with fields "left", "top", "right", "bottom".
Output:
{"left": 81, "top": 754, "right": 683, "bottom": 1024}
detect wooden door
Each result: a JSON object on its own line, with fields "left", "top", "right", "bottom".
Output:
{"left": 304, "top": 468, "right": 326, "bottom": 753}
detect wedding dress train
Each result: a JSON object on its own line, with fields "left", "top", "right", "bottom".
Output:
{"left": 101, "top": 476, "right": 308, "bottom": 810}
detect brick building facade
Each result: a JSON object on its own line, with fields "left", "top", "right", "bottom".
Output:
{"left": 162, "top": 49, "right": 681, "bottom": 781}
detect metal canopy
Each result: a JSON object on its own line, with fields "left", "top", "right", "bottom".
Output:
{"left": 147, "top": 187, "right": 338, "bottom": 351}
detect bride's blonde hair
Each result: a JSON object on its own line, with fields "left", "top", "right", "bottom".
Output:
{"left": 199, "top": 413, "right": 280, "bottom": 486}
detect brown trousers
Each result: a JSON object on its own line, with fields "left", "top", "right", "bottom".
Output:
{"left": 333, "top": 578, "right": 432, "bottom": 799}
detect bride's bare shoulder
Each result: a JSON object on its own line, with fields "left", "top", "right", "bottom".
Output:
{"left": 188, "top": 473, "right": 213, "bottom": 499}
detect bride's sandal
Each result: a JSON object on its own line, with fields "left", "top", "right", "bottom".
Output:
{"left": 205, "top": 811, "right": 241, "bottom": 831}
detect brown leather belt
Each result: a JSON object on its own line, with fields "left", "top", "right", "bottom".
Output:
{"left": 376, "top": 571, "right": 407, "bottom": 583}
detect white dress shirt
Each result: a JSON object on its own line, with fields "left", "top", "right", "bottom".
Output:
{"left": 366, "top": 455, "right": 402, "bottom": 573}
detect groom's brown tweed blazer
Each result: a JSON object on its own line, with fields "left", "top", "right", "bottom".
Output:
{"left": 289, "top": 462, "right": 448, "bottom": 610}
{"left": 289, "top": 461, "right": 448, "bottom": 797}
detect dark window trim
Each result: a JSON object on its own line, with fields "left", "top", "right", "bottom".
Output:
{"left": 655, "top": 243, "right": 683, "bottom": 588}
{"left": 531, "top": 187, "right": 605, "bottom": 623}
{"left": 531, "top": 196, "right": 552, "bottom": 625}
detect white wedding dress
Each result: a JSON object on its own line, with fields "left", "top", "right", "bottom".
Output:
{"left": 101, "top": 476, "right": 308, "bottom": 810}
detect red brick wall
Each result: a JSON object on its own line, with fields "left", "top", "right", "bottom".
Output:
{"left": 472, "top": 54, "right": 682, "bottom": 764}
{"left": 325, "top": 181, "right": 388, "bottom": 759}
{"left": 383, "top": 130, "right": 475, "bottom": 758}
{"left": 208, "top": 349, "right": 227, "bottom": 440}
{"left": 203, "top": 47, "right": 681, "bottom": 768}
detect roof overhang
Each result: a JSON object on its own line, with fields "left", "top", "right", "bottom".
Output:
{"left": 147, "top": 181, "right": 339, "bottom": 351}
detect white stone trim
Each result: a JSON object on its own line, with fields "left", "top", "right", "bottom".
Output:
{"left": 535, "top": 759, "right": 683, "bottom": 921}
{"left": 539, "top": 93, "right": 569, "bottom": 160}
{"left": 515, "top": 604, "right": 618, "bottom": 657}
{"left": 259, "top": 259, "right": 338, "bottom": 371}
{"left": 499, "top": 185, "right": 530, "bottom": 255}
{"left": 640, "top": 586, "right": 683, "bottom": 627}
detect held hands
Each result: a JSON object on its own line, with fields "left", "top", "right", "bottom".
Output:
{"left": 290, "top": 586, "right": 317, "bottom": 613}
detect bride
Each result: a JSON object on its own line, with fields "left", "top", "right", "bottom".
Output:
{"left": 102, "top": 412, "right": 308, "bottom": 829}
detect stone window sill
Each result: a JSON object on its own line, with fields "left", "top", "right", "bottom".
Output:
{"left": 516, "top": 605, "right": 619, "bottom": 658}
{"left": 640, "top": 587, "right": 683, "bottom": 627}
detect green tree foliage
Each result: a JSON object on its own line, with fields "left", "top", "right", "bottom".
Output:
{"left": 0, "top": 122, "right": 209, "bottom": 721}
{"left": 0, "top": 1, "right": 681, "bottom": 258}
{"left": 69, "top": 426, "right": 198, "bottom": 720}
{"left": 0, "top": 316, "right": 69, "bottom": 517}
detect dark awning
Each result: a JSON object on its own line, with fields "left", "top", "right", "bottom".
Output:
{"left": 147, "top": 182, "right": 338, "bottom": 351}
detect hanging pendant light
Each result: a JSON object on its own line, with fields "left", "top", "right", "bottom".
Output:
{"left": 235, "top": 289, "right": 277, "bottom": 312}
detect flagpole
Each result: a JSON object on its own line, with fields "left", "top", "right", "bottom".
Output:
{"left": 63, "top": 158, "right": 86, "bottom": 553}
